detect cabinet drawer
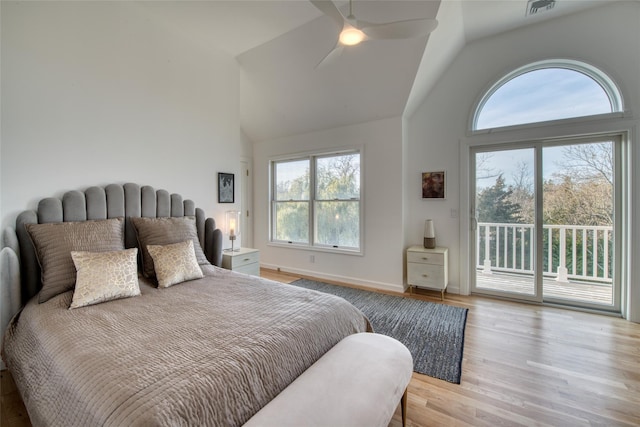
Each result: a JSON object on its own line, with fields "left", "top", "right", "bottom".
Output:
{"left": 407, "top": 251, "right": 444, "bottom": 266}
{"left": 222, "top": 249, "right": 260, "bottom": 270}
{"left": 231, "top": 252, "right": 260, "bottom": 270}
{"left": 407, "top": 263, "right": 445, "bottom": 289}
{"left": 234, "top": 263, "right": 260, "bottom": 276}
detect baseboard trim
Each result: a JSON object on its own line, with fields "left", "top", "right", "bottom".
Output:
{"left": 261, "top": 263, "right": 406, "bottom": 294}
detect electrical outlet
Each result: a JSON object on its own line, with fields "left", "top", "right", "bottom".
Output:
{"left": 450, "top": 209, "right": 458, "bottom": 219}
{"left": 309, "top": 255, "right": 315, "bottom": 263}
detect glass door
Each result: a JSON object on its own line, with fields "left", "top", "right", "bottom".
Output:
{"left": 541, "top": 141, "right": 618, "bottom": 309}
{"left": 471, "top": 138, "right": 621, "bottom": 312}
{"left": 472, "top": 147, "right": 540, "bottom": 301}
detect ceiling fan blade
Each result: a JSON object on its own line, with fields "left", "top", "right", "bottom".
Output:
{"left": 359, "top": 18, "right": 438, "bottom": 40}
{"left": 315, "top": 43, "right": 345, "bottom": 69}
{"left": 310, "top": 0, "right": 346, "bottom": 28}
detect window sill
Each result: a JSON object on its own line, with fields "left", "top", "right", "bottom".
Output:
{"left": 267, "top": 241, "right": 363, "bottom": 256}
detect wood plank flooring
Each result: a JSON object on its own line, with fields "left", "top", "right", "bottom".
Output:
{"left": 476, "top": 271, "right": 614, "bottom": 305}
{"left": 2, "top": 268, "right": 639, "bottom": 426}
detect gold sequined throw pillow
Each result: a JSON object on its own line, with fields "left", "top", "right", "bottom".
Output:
{"left": 146, "top": 240, "right": 204, "bottom": 288}
{"left": 70, "top": 248, "right": 140, "bottom": 309}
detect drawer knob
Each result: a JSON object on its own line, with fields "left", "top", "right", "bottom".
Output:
{"left": 422, "top": 257, "right": 429, "bottom": 261}
{"left": 243, "top": 258, "right": 251, "bottom": 261}
{"left": 422, "top": 274, "right": 429, "bottom": 278}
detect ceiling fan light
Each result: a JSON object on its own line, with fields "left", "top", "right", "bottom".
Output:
{"left": 339, "top": 27, "right": 365, "bottom": 46}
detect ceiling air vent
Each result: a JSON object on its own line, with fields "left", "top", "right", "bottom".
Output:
{"left": 526, "top": 0, "right": 556, "bottom": 16}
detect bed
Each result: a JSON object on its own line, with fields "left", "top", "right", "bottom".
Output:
{"left": 1, "top": 183, "right": 370, "bottom": 426}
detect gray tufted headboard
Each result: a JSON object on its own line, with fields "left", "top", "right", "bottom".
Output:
{"left": 8, "top": 183, "right": 223, "bottom": 306}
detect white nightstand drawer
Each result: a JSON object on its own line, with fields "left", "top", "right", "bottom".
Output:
{"left": 222, "top": 248, "right": 260, "bottom": 276}
{"left": 227, "top": 251, "right": 259, "bottom": 269}
{"left": 407, "top": 251, "right": 444, "bottom": 266}
{"left": 234, "top": 263, "right": 260, "bottom": 276}
{"left": 407, "top": 263, "right": 445, "bottom": 288}
{"left": 406, "top": 246, "right": 448, "bottom": 299}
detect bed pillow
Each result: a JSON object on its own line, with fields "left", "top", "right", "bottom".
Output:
{"left": 26, "top": 218, "right": 125, "bottom": 303}
{"left": 70, "top": 248, "right": 140, "bottom": 309}
{"left": 147, "top": 240, "right": 204, "bottom": 288}
{"left": 130, "top": 216, "right": 209, "bottom": 279}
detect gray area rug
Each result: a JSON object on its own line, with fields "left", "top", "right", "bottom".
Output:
{"left": 291, "top": 279, "right": 468, "bottom": 384}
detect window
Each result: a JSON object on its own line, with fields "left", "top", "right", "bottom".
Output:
{"left": 473, "top": 59, "right": 623, "bottom": 130}
{"left": 271, "top": 150, "right": 361, "bottom": 252}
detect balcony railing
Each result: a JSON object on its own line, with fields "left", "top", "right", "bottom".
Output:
{"left": 477, "top": 222, "right": 613, "bottom": 283}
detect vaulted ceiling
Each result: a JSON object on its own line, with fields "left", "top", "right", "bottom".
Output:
{"left": 133, "top": 0, "right": 611, "bottom": 143}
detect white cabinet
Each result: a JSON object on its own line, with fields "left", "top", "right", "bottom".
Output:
{"left": 221, "top": 248, "right": 260, "bottom": 276}
{"left": 406, "top": 246, "right": 448, "bottom": 299}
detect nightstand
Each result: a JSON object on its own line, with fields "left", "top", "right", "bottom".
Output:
{"left": 221, "top": 247, "right": 260, "bottom": 276}
{"left": 406, "top": 246, "right": 448, "bottom": 299}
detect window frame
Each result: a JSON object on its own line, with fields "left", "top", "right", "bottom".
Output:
{"left": 269, "top": 148, "right": 363, "bottom": 255}
{"left": 470, "top": 59, "right": 625, "bottom": 133}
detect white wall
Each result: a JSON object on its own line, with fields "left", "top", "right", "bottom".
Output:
{"left": 253, "top": 117, "right": 405, "bottom": 292}
{"left": 1, "top": 1, "right": 243, "bottom": 230}
{"left": 406, "top": 2, "right": 640, "bottom": 317}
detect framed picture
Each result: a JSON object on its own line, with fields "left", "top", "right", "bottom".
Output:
{"left": 218, "top": 172, "right": 235, "bottom": 203}
{"left": 422, "top": 171, "right": 445, "bottom": 199}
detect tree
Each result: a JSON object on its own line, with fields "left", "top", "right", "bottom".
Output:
{"left": 562, "top": 142, "right": 613, "bottom": 186}
{"left": 507, "top": 161, "right": 534, "bottom": 223}
{"left": 543, "top": 174, "right": 612, "bottom": 226}
{"left": 274, "top": 153, "right": 361, "bottom": 248}
{"left": 476, "top": 174, "right": 520, "bottom": 223}
{"left": 315, "top": 154, "right": 360, "bottom": 247}
{"left": 544, "top": 142, "right": 613, "bottom": 226}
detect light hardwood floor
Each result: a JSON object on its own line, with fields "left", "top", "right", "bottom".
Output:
{"left": 2, "top": 269, "right": 639, "bottom": 426}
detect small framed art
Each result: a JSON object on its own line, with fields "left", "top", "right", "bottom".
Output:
{"left": 422, "top": 171, "right": 445, "bottom": 199}
{"left": 218, "top": 173, "right": 235, "bottom": 203}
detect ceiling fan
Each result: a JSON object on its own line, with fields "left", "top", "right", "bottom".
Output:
{"left": 310, "top": 0, "right": 438, "bottom": 68}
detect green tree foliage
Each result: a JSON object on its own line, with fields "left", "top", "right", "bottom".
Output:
{"left": 498, "top": 142, "right": 613, "bottom": 227}
{"left": 315, "top": 154, "right": 360, "bottom": 248}
{"left": 542, "top": 142, "right": 613, "bottom": 226}
{"left": 274, "top": 160, "right": 310, "bottom": 243}
{"left": 543, "top": 175, "right": 612, "bottom": 226}
{"left": 508, "top": 161, "right": 535, "bottom": 223}
{"left": 316, "top": 154, "right": 359, "bottom": 199}
{"left": 274, "top": 153, "right": 360, "bottom": 248}
{"left": 481, "top": 142, "right": 614, "bottom": 279}
{"left": 477, "top": 174, "right": 520, "bottom": 223}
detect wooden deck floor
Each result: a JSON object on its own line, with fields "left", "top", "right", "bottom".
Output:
{"left": 476, "top": 271, "right": 614, "bottom": 306}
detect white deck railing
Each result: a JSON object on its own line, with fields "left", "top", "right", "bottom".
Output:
{"left": 477, "top": 222, "right": 613, "bottom": 283}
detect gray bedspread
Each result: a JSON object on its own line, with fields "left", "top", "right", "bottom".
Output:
{"left": 3, "top": 266, "right": 369, "bottom": 427}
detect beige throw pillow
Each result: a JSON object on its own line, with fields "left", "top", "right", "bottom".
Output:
{"left": 70, "top": 248, "right": 140, "bottom": 309}
{"left": 146, "top": 240, "right": 204, "bottom": 288}
{"left": 26, "top": 218, "right": 125, "bottom": 303}
{"left": 130, "top": 216, "right": 209, "bottom": 279}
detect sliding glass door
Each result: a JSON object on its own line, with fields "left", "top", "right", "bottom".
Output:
{"left": 471, "top": 137, "right": 621, "bottom": 311}
{"left": 473, "top": 147, "right": 538, "bottom": 300}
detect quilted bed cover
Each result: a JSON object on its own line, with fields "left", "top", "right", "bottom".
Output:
{"left": 3, "top": 266, "right": 369, "bottom": 426}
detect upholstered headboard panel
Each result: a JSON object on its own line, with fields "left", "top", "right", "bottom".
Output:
{"left": 12, "top": 183, "right": 223, "bottom": 305}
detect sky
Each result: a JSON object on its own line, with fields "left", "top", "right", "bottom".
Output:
{"left": 475, "top": 67, "right": 613, "bottom": 189}
{"left": 476, "top": 146, "right": 572, "bottom": 190}
{"left": 476, "top": 68, "right": 612, "bottom": 130}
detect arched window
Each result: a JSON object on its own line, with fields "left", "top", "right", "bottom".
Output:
{"left": 473, "top": 59, "right": 623, "bottom": 131}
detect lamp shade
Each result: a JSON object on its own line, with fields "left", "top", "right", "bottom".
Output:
{"left": 225, "top": 210, "right": 241, "bottom": 237}
{"left": 225, "top": 210, "right": 241, "bottom": 252}
{"left": 424, "top": 219, "right": 436, "bottom": 249}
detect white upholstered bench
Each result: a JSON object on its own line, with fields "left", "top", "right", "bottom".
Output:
{"left": 244, "top": 332, "right": 414, "bottom": 427}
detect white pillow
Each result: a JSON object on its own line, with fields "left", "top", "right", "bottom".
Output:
{"left": 70, "top": 248, "right": 140, "bottom": 309}
{"left": 146, "top": 240, "right": 204, "bottom": 288}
